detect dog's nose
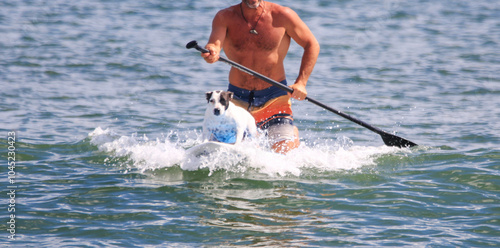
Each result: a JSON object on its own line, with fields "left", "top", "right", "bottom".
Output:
{"left": 214, "top": 108, "right": 220, "bottom": 116}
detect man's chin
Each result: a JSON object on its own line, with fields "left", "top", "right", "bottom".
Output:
{"left": 244, "top": 0, "right": 261, "bottom": 9}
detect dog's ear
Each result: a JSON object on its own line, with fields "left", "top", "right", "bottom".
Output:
{"left": 220, "top": 91, "right": 233, "bottom": 103}
{"left": 205, "top": 91, "right": 213, "bottom": 103}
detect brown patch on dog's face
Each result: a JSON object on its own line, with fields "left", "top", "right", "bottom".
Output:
{"left": 219, "top": 91, "right": 233, "bottom": 110}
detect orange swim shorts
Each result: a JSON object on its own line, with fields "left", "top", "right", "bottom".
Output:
{"left": 228, "top": 82, "right": 296, "bottom": 142}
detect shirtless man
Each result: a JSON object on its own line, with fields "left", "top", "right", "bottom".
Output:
{"left": 202, "top": 0, "right": 320, "bottom": 154}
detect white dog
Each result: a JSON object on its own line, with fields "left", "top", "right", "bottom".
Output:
{"left": 203, "top": 90, "right": 257, "bottom": 144}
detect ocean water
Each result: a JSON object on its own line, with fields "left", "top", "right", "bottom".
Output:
{"left": 1, "top": 0, "right": 499, "bottom": 247}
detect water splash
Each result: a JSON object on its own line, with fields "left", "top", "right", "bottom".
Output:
{"left": 88, "top": 127, "right": 404, "bottom": 177}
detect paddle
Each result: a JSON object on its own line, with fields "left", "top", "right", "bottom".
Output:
{"left": 186, "top": 40, "right": 417, "bottom": 148}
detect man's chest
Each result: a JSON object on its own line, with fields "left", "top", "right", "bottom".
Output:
{"left": 227, "top": 21, "right": 286, "bottom": 51}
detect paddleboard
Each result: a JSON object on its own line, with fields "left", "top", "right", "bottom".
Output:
{"left": 186, "top": 141, "right": 239, "bottom": 157}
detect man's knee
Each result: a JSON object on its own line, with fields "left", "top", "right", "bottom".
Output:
{"left": 270, "top": 125, "right": 300, "bottom": 154}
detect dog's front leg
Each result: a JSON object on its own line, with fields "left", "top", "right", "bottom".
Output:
{"left": 202, "top": 126, "right": 210, "bottom": 142}
{"left": 234, "top": 129, "right": 245, "bottom": 145}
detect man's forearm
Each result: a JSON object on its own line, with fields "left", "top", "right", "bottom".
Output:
{"left": 296, "top": 41, "right": 320, "bottom": 86}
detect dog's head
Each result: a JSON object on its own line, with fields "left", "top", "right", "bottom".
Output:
{"left": 206, "top": 90, "right": 234, "bottom": 116}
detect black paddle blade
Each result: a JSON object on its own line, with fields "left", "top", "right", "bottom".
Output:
{"left": 380, "top": 132, "right": 418, "bottom": 148}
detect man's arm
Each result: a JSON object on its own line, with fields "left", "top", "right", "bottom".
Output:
{"left": 283, "top": 7, "right": 320, "bottom": 100}
{"left": 202, "top": 11, "right": 227, "bottom": 63}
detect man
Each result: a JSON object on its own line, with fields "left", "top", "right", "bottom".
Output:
{"left": 202, "top": 0, "right": 320, "bottom": 154}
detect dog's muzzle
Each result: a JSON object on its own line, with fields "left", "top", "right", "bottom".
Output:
{"left": 213, "top": 108, "right": 221, "bottom": 116}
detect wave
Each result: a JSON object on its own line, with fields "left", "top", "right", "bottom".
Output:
{"left": 88, "top": 127, "right": 408, "bottom": 178}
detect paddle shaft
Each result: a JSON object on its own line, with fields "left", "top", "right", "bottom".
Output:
{"left": 186, "top": 40, "right": 417, "bottom": 147}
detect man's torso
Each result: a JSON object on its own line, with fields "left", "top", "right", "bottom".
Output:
{"left": 221, "top": 2, "right": 291, "bottom": 90}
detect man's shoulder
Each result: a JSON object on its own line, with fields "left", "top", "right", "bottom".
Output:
{"left": 268, "top": 2, "right": 297, "bottom": 19}
{"left": 215, "top": 4, "right": 239, "bottom": 18}
{"left": 212, "top": 5, "right": 239, "bottom": 26}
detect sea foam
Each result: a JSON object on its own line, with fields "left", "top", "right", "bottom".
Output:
{"left": 88, "top": 127, "right": 402, "bottom": 177}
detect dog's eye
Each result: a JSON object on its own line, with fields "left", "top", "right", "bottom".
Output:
{"left": 210, "top": 99, "right": 215, "bottom": 103}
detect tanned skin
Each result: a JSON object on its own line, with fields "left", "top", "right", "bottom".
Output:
{"left": 202, "top": 0, "right": 320, "bottom": 154}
